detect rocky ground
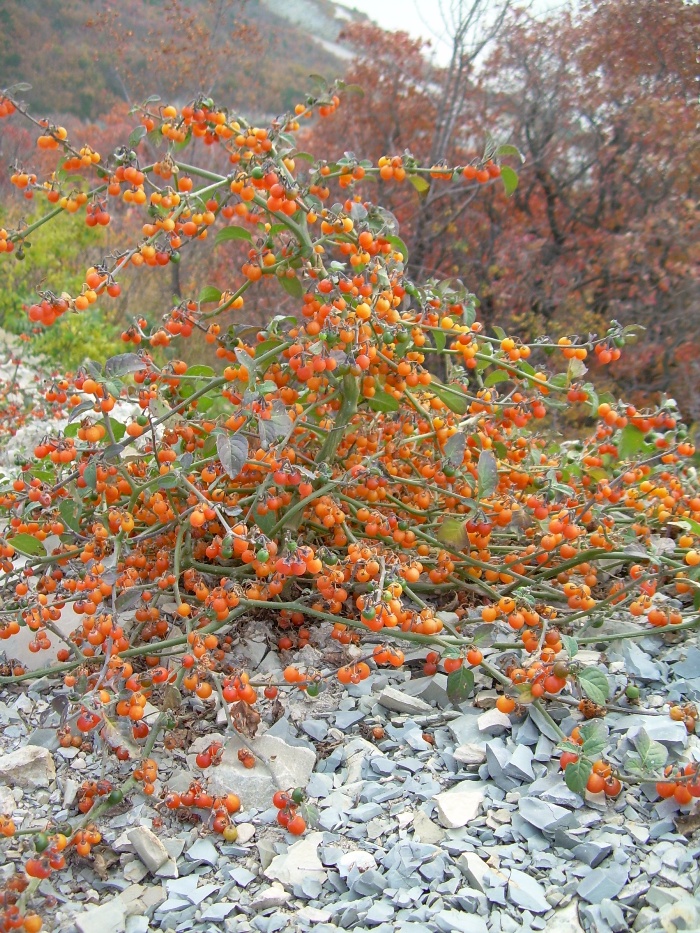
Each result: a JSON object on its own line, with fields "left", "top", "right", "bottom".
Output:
{"left": 0, "top": 617, "right": 699, "bottom": 933}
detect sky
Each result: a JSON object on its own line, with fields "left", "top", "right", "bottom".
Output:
{"left": 334, "top": 0, "right": 568, "bottom": 64}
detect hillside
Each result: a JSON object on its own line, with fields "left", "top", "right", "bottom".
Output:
{"left": 0, "top": 0, "right": 364, "bottom": 120}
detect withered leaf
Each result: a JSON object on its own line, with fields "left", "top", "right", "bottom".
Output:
{"left": 162, "top": 685, "right": 182, "bottom": 711}
{"left": 229, "top": 700, "right": 261, "bottom": 738}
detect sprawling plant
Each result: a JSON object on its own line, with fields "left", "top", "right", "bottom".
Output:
{"left": 0, "top": 79, "right": 698, "bottom": 931}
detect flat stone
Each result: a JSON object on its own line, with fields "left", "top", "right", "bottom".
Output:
{"left": 453, "top": 743, "right": 487, "bottom": 766}
{"left": 572, "top": 839, "right": 613, "bottom": 868}
{"left": 634, "top": 907, "right": 662, "bottom": 931}
{"left": 0, "top": 746, "right": 55, "bottom": 788}
{"left": 658, "top": 895, "right": 699, "bottom": 931}
{"left": 264, "top": 831, "right": 326, "bottom": 889}
{"left": 377, "top": 686, "right": 433, "bottom": 715}
{"left": 200, "top": 903, "right": 238, "bottom": 921}
{"left": 337, "top": 850, "right": 377, "bottom": 877}
{"left": 645, "top": 886, "right": 690, "bottom": 910}
{"left": 600, "top": 898, "right": 628, "bottom": 932}
{"left": 528, "top": 705, "right": 563, "bottom": 742}
{"left": 478, "top": 708, "right": 512, "bottom": 735}
{"left": 27, "top": 728, "right": 60, "bottom": 752}
{"left": 301, "top": 719, "right": 328, "bottom": 741}
{"left": 75, "top": 898, "right": 127, "bottom": 933}
{"left": 518, "top": 796, "right": 575, "bottom": 831}
{"left": 412, "top": 810, "right": 446, "bottom": 845}
{"left": 505, "top": 744, "right": 535, "bottom": 782}
{"left": 127, "top": 826, "right": 169, "bottom": 874}
{"left": 434, "top": 784, "right": 486, "bottom": 828}
{"left": 207, "top": 734, "right": 316, "bottom": 810}
{"left": 549, "top": 901, "right": 584, "bottom": 932}
{"left": 449, "top": 710, "right": 485, "bottom": 746}
{"left": 297, "top": 906, "right": 332, "bottom": 923}
{"left": 435, "top": 909, "right": 488, "bottom": 933}
{"left": 674, "top": 648, "right": 700, "bottom": 680}
{"left": 620, "top": 641, "right": 662, "bottom": 681}
{"left": 185, "top": 838, "right": 219, "bottom": 867}
{"left": 334, "top": 710, "right": 364, "bottom": 730}
{"left": 365, "top": 901, "right": 396, "bottom": 924}
{"left": 456, "top": 852, "right": 489, "bottom": 893}
{"left": 0, "top": 786, "right": 14, "bottom": 815}
{"left": 402, "top": 673, "right": 451, "bottom": 708}
{"left": 236, "top": 822, "right": 255, "bottom": 844}
{"left": 508, "top": 868, "right": 550, "bottom": 913}
{"left": 577, "top": 862, "right": 629, "bottom": 904}
{"left": 250, "top": 882, "right": 292, "bottom": 910}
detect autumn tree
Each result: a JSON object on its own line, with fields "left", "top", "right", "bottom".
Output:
{"left": 307, "top": 0, "right": 700, "bottom": 415}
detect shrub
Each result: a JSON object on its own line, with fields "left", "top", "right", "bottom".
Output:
{"left": 0, "top": 82, "right": 699, "bottom": 929}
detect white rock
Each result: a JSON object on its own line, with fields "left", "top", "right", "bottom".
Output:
{"left": 377, "top": 685, "right": 433, "bottom": 715}
{"left": 549, "top": 900, "right": 584, "bottom": 931}
{"left": 207, "top": 734, "right": 316, "bottom": 811}
{"left": 0, "top": 746, "right": 55, "bottom": 788}
{"left": 477, "top": 708, "right": 513, "bottom": 735}
{"left": 235, "top": 822, "right": 256, "bottom": 844}
{"left": 434, "top": 785, "right": 486, "bottom": 828}
{"left": 453, "top": 743, "right": 487, "bottom": 766}
{"left": 0, "top": 786, "right": 15, "bottom": 815}
{"left": 127, "top": 826, "right": 169, "bottom": 873}
{"left": 250, "top": 882, "right": 292, "bottom": 910}
{"left": 457, "top": 851, "right": 489, "bottom": 892}
{"left": 412, "top": 810, "right": 446, "bottom": 845}
{"left": 75, "top": 898, "right": 127, "bottom": 933}
{"left": 337, "top": 850, "right": 377, "bottom": 877}
{"left": 264, "top": 831, "right": 326, "bottom": 888}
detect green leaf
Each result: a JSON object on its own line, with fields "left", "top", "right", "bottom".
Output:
{"left": 157, "top": 472, "right": 181, "bottom": 489}
{"left": 500, "top": 165, "right": 519, "bottom": 197}
{"left": 628, "top": 728, "right": 668, "bottom": 773}
{"left": 67, "top": 400, "right": 95, "bottom": 424}
{"left": 186, "top": 365, "right": 216, "bottom": 377}
{"left": 433, "top": 329, "right": 446, "bottom": 352}
{"left": 446, "top": 667, "right": 475, "bottom": 704}
{"left": 253, "top": 508, "right": 277, "bottom": 536}
{"left": 83, "top": 460, "right": 97, "bottom": 490}
{"left": 366, "top": 387, "right": 400, "bottom": 413}
{"left": 8, "top": 533, "right": 47, "bottom": 557}
{"left": 258, "top": 401, "right": 293, "bottom": 449}
{"left": 108, "top": 418, "right": 126, "bottom": 442}
{"left": 104, "top": 353, "right": 143, "bottom": 378}
{"left": 436, "top": 517, "right": 469, "bottom": 550}
{"left": 471, "top": 624, "right": 495, "bottom": 647}
{"left": 215, "top": 226, "right": 252, "bottom": 245}
{"left": 255, "top": 338, "right": 283, "bottom": 358}
{"left": 484, "top": 369, "right": 510, "bottom": 388}
{"left": 430, "top": 383, "right": 469, "bottom": 415}
{"left": 578, "top": 668, "right": 610, "bottom": 705}
{"left": 496, "top": 143, "right": 525, "bottom": 162}
{"left": 580, "top": 720, "right": 609, "bottom": 758}
{"left": 618, "top": 424, "right": 646, "bottom": 460}
{"left": 561, "top": 634, "right": 578, "bottom": 659}
{"left": 564, "top": 757, "right": 592, "bottom": 796}
{"left": 217, "top": 433, "right": 248, "bottom": 479}
{"left": 477, "top": 450, "right": 498, "bottom": 500}
{"left": 128, "top": 125, "right": 147, "bottom": 148}
{"left": 385, "top": 235, "right": 409, "bottom": 261}
{"left": 444, "top": 432, "right": 466, "bottom": 468}
{"left": 409, "top": 175, "right": 431, "bottom": 195}
{"left": 198, "top": 286, "right": 222, "bottom": 304}
{"left": 59, "top": 499, "right": 82, "bottom": 534}
{"left": 278, "top": 274, "right": 303, "bottom": 299}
